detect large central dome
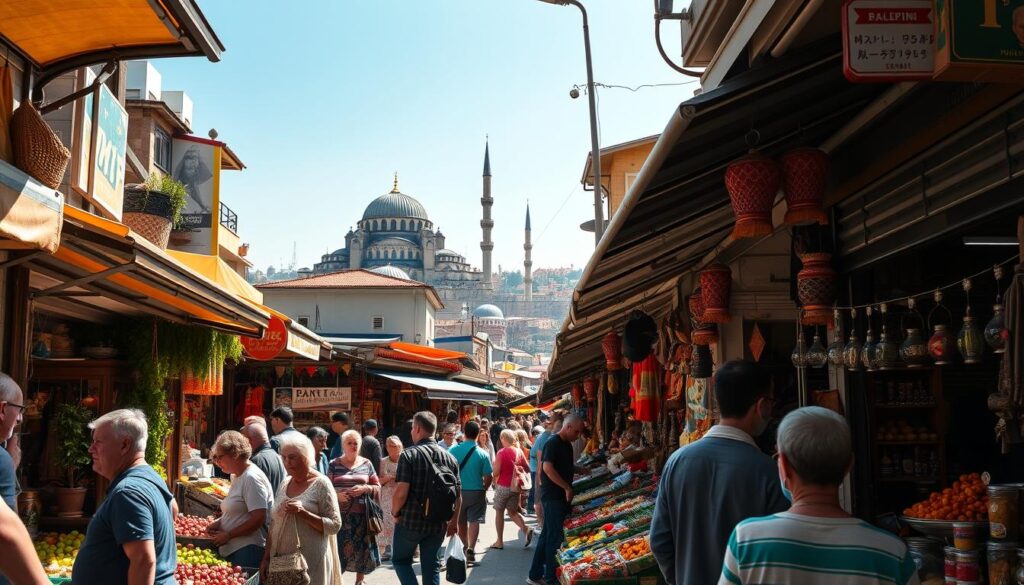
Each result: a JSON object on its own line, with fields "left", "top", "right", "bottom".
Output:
{"left": 362, "top": 189, "right": 429, "bottom": 221}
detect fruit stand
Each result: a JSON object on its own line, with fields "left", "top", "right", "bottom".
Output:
{"left": 178, "top": 477, "right": 229, "bottom": 517}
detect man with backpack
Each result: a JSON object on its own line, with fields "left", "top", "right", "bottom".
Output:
{"left": 392, "top": 411, "right": 462, "bottom": 585}
{"left": 448, "top": 420, "right": 492, "bottom": 567}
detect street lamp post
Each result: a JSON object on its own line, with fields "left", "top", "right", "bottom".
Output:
{"left": 539, "top": 0, "right": 604, "bottom": 246}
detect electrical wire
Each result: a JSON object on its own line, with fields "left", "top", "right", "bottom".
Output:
{"left": 654, "top": 14, "right": 703, "bottom": 78}
{"left": 535, "top": 185, "right": 581, "bottom": 245}
{"left": 573, "top": 80, "right": 700, "bottom": 94}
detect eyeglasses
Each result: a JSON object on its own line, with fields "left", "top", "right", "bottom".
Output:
{"left": 3, "top": 402, "right": 25, "bottom": 414}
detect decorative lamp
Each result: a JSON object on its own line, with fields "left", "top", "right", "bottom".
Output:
{"left": 927, "top": 290, "right": 957, "bottom": 365}
{"left": 899, "top": 298, "right": 930, "bottom": 367}
{"left": 957, "top": 279, "right": 984, "bottom": 364}
{"left": 724, "top": 150, "right": 780, "bottom": 238}
{"left": 797, "top": 253, "right": 838, "bottom": 326}
{"left": 602, "top": 331, "right": 623, "bottom": 370}
{"left": 688, "top": 288, "right": 706, "bottom": 324}
{"left": 791, "top": 331, "right": 808, "bottom": 369}
{"left": 844, "top": 332, "right": 862, "bottom": 372}
{"left": 827, "top": 309, "right": 846, "bottom": 367}
{"left": 806, "top": 332, "right": 828, "bottom": 368}
{"left": 875, "top": 303, "right": 902, "bottom": 370}
{"left": 700, "top": 263, "right": 733, "bottom": 323}
{"left": 985, "top": 266, "right": 1008, "bottom": 353}
{"left": 781, "top": 148, "right": 829, "bottom": 227}
{"left": 691, "top": 344, "right": 713, "bottom": 378}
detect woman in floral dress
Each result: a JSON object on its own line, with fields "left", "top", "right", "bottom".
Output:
{"left": 329, "top": 429, "right": 381, "bottom": 584}
{"left": 376, "top": 436, "right": 403, "bottom": 561}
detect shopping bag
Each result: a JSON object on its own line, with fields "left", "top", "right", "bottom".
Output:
{"left": 444, "top": 535, "right": 467, "bottom": 584}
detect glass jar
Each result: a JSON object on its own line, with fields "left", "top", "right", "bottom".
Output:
{"left": 906, "top": 537, "right": 944, "bottom": 583}
{"left": 954, "top": 523, "right": 977, "bottom": 551}
{"left": 990, "top": 485, "right": 1021, "bottom": 541}
{"left": 989, "top": 541, "right": 1019, "bottom": 585}
{"left": 955, "top": 550, "right": 980, "bottom": 581}
{"left": 945, "top": 546, "right": 958, "bottom": 580}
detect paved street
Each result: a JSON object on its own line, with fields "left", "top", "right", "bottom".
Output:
{"left": 364, "top": 494, "right": 541, "bottom": 585}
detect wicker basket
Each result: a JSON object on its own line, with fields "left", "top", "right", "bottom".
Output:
{"left": 123, "top": 211, "right": 171, "bottom": 249}
{"left": 123, "top": 186, "right": 176, "bottom": 249}
{"left": 11, "top": 101, "right": 71, "bottom": 190}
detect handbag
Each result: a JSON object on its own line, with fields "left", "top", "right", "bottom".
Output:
{"left": 266, "top": 514, "right": 310, "bottom": 585}
{"left": 511, "top": 452, "right": 532, "bottom": 494}
{"left": 365, "top": 493, "right": 384, "bottom": 535}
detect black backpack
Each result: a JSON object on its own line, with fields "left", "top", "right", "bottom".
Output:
{"left": 419, "top": 445, "right": 459, "bottom": 523}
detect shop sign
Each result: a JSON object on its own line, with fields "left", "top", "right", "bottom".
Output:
{"left": 72, "top": 70, "right": 129, "bottom": 220}
{"left": 171, "top": 135, "right": 222, "bottom": 255}
{"left": 842, "top": 0, "right": 936, "bottom": 82}
{"left": 241, "top": 315, "right": 287, "bottom": 360}
{"left": 286, "top": 332, "right": 320, "bottom": 361}
{"left": 274, "top": 387, "right": 352, "bottom": 411}
{"left": 935, "top": 0, "right": 1024, "bottom": 81}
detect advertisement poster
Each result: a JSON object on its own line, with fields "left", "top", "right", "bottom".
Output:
{"left": 72, "top": 70, "right": 128, "bottom": 220}
{"left": 274, "top": 387, "right": 352, "bottom": 412}
{"left": 171, "top": 136, "right": 221, "bottom": 254}
{"left": 935, "top": 0, "right": 1024, "bottom": 79}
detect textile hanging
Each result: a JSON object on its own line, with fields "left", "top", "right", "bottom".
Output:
{"left": 235, "top": 384, "right": 265, "bottom": 422}
{"left": 629, "top": 354, "right": 660, "bottom": 422}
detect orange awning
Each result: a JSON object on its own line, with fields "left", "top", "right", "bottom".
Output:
{"left": 390, "top": 341, "right": 466, "bottom": 360}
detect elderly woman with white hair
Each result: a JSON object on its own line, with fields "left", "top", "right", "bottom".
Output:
{"left": 328, "top": 429, "right": 381, "bottom": 582}
{"left": 719, "top": 407, "right": 918, "bottom": 585}
{"left": 261, "top": 432, "right": 342, "bottom": 585}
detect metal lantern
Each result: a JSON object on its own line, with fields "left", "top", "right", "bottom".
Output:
{"left": 899, "top": 328, "right": 930, "bottom": 368}
{"left": 791, "top": 335, "right": 808, "bottom": 368}
{"left": 862, "top": 331, "right": 878, "bottom": 371}
{"left": 806, "top": 333, "right": 828, "bottom": 368}
{"left": 844, "top": 332, "right": 862, "bottom": 372}
{"left": 876, "top": 331, "right": 901, "bottom": 370}
{"left": 691, "top": 344, "right": 713, "bottom": 378}
{"left": 725, "top": 150, "right": 779, "bottom": 239}
{"left": 797, "top": 253, "right": 838, "bottom": 326}
{"left": 985, "top": 305, "right": 1007, "bottom": 354}
{"left": 927, "top": 291, "right": 957, "bottom": 365}
{"left": 826, "top": 309, "right": 846, "bottom": 367}
{"left": 957, "top": 278, "right": 983, "bottom": 364}
{"left": 781, "top": 147, "right": 829, "bottom": 227}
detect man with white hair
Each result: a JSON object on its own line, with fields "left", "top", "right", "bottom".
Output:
{"left": 720, "top": 406, "right": 918, "bottom": 585}
{"left": 72, "top": 409, "right": 177, "bottom": 585}
{"left": 0, "top": 373, "right": 24, "bottom": 511}
{"left": 242, "top": 422, "right": 285, "bottom": 499}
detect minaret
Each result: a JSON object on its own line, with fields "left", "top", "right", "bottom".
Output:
{"left": 480, "top": 140, "right": 494, "bottom": 286}
{"left": 524, "top": 203, "right": 533, "bottom": 302}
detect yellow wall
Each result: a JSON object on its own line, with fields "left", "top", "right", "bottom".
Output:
{"left": 603, "top": 142, "right": 655, "bottom": 218}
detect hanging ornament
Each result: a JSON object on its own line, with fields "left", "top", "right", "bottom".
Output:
{"left": 899, "top": 298, "right": 931, "bottom": 368}
{"left": 602, "top": 331, "right": 623, "bottom": 370}
{"left": 328, "top": 365, "right": 339, "bottom": 376}
{"left": 689, "top": 288, "right": 718, "bottom": 345}
{"left": 843, "top": 308, "right": 863, "bottom": 372}
{"left": 583, "top": 377, "right": 597, "bottom": 403}
{"left": 876, "top": 303, "right": 901, "bottom": 370}
{"left": 571, "top": 383, "right": 583, "bottom": 404}
{"left": 805, "top": 331, "right": 828, "bottom": 368}
{"left": 781, "top": 147, "right": 830, "bottom": 227}
{"left": 928, "top": 290, "right": 956, "bottom": 365}
{"left": 274, "top": 366, "right": 286, "bottom": 379}
{"left": 748, "top": 323, "right": 766, "bottom": 362}
{"left": 691, "top": 344, "right": 713, "bottom": 378}
{"left": 294, "top": 366, "right": 304, "bottom": 377}
{"left": 958, "top": 278, "right": 984, "bottom": 364}
{"left": 797, "top": 253, "right": 838, "bottom": 326}
{"left": 305, "top": 366, "right": 317, "bottom": 377}
{"left": 985, "top": 265, "right": 1008, "bottom": 353}
{"left": 341, "top": 363, "right": 352, "bottom": 376}
{"left": 724, "top": 149, "right": 779, "bottom": 238}
{"left": 862, "top": 306, "right": 879, "bottom": 371}
{"left": 791, "top": 317, "right": 808, "bottom": 368}
{"left": 700, "top": 263, "right": 732, "bottom": 323}
{"left": 827, "top": 309, "right": 846, "bottom": 367}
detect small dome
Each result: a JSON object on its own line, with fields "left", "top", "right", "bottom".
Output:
{"left": 473, "top": 304, "right": 504, "bottom": 319}
{"left": 369, "top": 265, "right": 411, "bottom": 280}
{"left": 436, "top": 248, "right": 463, "bottom": 258}
{"left": 362, "top": 191, "right": 429, "bottom": 221}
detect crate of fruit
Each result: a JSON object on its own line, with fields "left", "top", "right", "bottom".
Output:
{"left": 617, "top": 533, "right": 656, "bottom": 575}
{"left": 558, "top": 546, "right": 630, "bottom": 585}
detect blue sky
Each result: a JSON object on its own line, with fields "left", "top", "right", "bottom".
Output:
{"left": 153, "top": 1, "right": 699, "bottom": 273}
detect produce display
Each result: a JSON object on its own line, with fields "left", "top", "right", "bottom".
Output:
{"left": 33, "top": 531, "right": 83, "bottom": 579}
{"left": 175, "top": 564, "right": 251, "bottom": 585}
{"left": 180, "top": 477, "right": 230, "bottom": 499}
{"left": 567, "top": 495, "right": 655, "bottom": 535}
{"left": 618, "top": 534, "right": 651, "bottom": 561}
{"left": 177, "top": 542, "right": 230, "bottom": 567}
{"left": 558, "top": 545, "right": 629, "bottom": 585}
{"left": 903, "top": 473, "right": 988, "bottom": 521}
{"left": 176, "top": 514, "right": 216, "bottom": 537}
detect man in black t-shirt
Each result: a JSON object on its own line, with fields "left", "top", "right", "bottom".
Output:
{"left": 528, "top": 414, "right": 584, "bottom": 585}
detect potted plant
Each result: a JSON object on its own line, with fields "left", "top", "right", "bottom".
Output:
{"left": 122, "top": 173, "right": 187, "bottom": 250}
{"left": 53, "top": 403, "right": 94, "bottom": 517}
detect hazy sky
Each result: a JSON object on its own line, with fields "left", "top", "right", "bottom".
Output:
{"left": 153, "top": 1, "right": 699, "bottom": 273}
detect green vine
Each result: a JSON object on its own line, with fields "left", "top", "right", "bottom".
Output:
{"left": 119, "top": 319, "right": 242, "bottom": 470}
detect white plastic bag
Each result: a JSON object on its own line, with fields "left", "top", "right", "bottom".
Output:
{"left": 444, "top": 535, "right": 467, "bottom": 584}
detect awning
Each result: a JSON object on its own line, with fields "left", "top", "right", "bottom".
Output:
{"left": 1, "top": 0, "right": 223, "bottom": 86}
{"left": 370, "top": 370, "right": 497, "bottom": 403}
{"left": 324, "top": 335, "right": 402, "bottom": 348}
{"left": 0, "top": 158, "right": 63, "bottom": 252}
{"left": 389, "top": 342, "right": 466, "bottom": 361}
{"left": 543, "top": 39, "right": 884, "bottom": 399}
{"left": 15, "top": 205, "right": 268, "bottom": 336}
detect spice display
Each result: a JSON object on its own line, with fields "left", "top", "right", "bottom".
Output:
{"left": 989, "top": 485, "right": 1021, "bottom": 541}
{"left": 987, "top": 541, "right": 1019, "bottom": 585}
{"left": 904, "top": 474, "right": 988, "bottom": 521}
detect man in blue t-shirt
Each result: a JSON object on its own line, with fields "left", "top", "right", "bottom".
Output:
{"left": 448, "top": 421, "right": 492, "bottom": 566}
{"left": 73, "top": 409, "right": 176, "bottom": 585}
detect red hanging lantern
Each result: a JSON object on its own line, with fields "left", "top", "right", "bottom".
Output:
{"left": 781, "top": 148, "right": 829, "bottom": 227}
{"left": 797, "top": 253, "right": 838, "bottom": 326}
{"left": 689, "top": 288, "right": 718, "bottom": 345}
{"left": 602, "top": 331, "right": 622, "bottom": 371}
{"left": 700, "top": 263, "right": 732, "bottom": 323}
{"left": 725, "top": 151, "right": 780, "bottom": 238}
{"left": 571, "top": 383, "right": 583, "bottom": 403}
{"left": 583, "top": 377, "right": 596, "bottom": 402}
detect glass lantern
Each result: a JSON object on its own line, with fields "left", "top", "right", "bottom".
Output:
{"left": 861, "top": 332, "right": 878, "bottom": 371}
{"left": 876, "top": 331, "right": 901, "bottom": 370}
{"left": 791, "top": 336, "right": 808, "bottom": 369}
{"left": 843, "top": 333, "right": 862, "bottom": 372}
{"left": 984, "top": 304, "right": 1007, "bottom": 354}
{"left": 899, "top": 328, "right": 930, "bottom": 368}
{"left": 806, "top": 334, "right": 828, "bottom": 368}
{"left": 957, "top": 315, "right": 984, "bottom": 365}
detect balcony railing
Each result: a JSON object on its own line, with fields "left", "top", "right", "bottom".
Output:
{"left": 220, "top": 202, "right": 238, "bottom": 233}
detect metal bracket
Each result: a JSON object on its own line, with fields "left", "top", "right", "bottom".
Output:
{"left": 0, "top": 251, "right": 45, "bottom": 270}
{"left": 37, "top": 60, "right": 118, "bottom": 115}
{"left": 32, "top": 262, "right": 135, "bottom": 298}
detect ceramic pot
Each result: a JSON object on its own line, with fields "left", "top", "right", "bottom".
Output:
{"left": 55, "top": 487, "right": 87, "bottom": 518}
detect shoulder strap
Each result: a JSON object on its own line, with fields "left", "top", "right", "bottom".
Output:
{"left": 458, "top": 446, "right": 475, "bottom": 471}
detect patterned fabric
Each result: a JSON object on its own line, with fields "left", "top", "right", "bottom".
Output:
{"left": 327, "top": 458, "right": 379, "bottom": 515}
{"left": 377, "top": 456, "right": 399, "bottom": 551}
{"left": 270, "top": 475, "right": 342, "bottom": 585}
{"left": 395, "top": 438, "right": 461, "bottom": 534}
{"left": 630, "top": 354, "right": 661, "bottom": 422}
{"left": 328, "top": 458, "right": 381, "bottom": 574}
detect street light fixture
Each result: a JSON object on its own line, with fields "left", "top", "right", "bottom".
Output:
{"left": 538, "top": 0, "right": 604, "bottom": 246}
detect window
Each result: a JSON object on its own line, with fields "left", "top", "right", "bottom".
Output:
{"left": 298, "top": 316, "right": 310, "bottom": 327}
{"left": 372, "top": 316, "right": 384, "bottom": 330}
{"left": 625, "top": 172, "right": 639, "bottom": 193}
{"left": 390, "top": 220, "right": 397, "bottom": 230}
{"left": 401, "top": 220, "right": 407, "bottom": 231}
{"left": 126, "top": 88, "right": 141, "bottom": 100}
{"left": 154, "top": 127, "right": 172, "bottom": 171}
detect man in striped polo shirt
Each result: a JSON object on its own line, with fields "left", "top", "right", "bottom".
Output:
{"left": 720, "top": 407, "right": 919, "bottom": 585}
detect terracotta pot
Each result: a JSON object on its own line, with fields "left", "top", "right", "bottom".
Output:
{"left": 725, "top": 151, "right": 779, "bottom": 238}
{"left": 780, "top": 148, "right": 829, "bottom": 227}
{"left": 55, "top": 487, "right": 87, "bottom": 518}
{"left": 602, "top": 331, "right": 622, "bottom": 371}
{"left": 797, "top": 253, "right": 837, "bottom": 326}
{"left": 700, "top": 264, "right": 732, "bottom": 324}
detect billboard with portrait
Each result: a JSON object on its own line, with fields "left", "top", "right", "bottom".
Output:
{"left": 171, "top": 136, "right": 221, "bottom": 254}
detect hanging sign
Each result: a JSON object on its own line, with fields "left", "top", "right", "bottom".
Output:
{"left": 72, "top": 69, "right": 129, "bottom": 220}
{"left": 935, "top": 0, "right": 1024, "bottom": 81}
{"left": 171, "top": 135, "right": 222, "bottom": 255}
{"left": 842, "top": 0, "right": 936, "bottom": 82}
{"left": 274, "top": 387, "right": 352, "bottom": 411}
{"left": 241, "top": 315, "right": 288, "bottom": 360}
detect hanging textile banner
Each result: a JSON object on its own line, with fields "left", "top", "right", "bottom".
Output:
{"left": 274, "top": 386, "right": 351, "bottom": 411}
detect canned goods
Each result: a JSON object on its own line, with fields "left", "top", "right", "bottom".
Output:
{"left": 955, "top": 550, "right": 980, "bottom": 582}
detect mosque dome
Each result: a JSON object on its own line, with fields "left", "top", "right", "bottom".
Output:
{"left": 473, "top": 304, "right": 504, "bottom": 320}
{"left": 369, "top": 265, "right": 411, "bottom": 280}
{"left": 362, "top": 178, "right": 429, "bottom": 220}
